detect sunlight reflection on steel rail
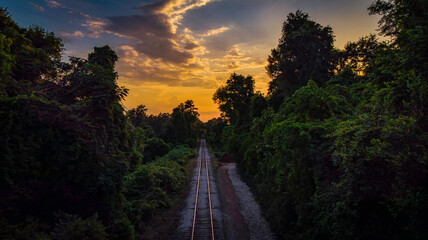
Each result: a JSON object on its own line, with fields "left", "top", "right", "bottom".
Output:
{"left": 191, "top": 140, "right": 215, "bottom": 240}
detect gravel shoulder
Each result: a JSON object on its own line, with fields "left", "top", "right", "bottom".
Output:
{"left": 226, "top": 163, "right": 275, "bottom": 240}
{"left": 216, "top": 163, "right": 250, "bottom": 240}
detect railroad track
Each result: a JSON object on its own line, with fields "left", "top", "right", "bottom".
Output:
{"left": 190, "top": 139, "right": 216, "bottom": 240}
{"left": 176, "top": 139, "right": 221, "bottom": 240}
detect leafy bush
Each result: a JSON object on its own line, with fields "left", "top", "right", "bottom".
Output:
{"left": 123, "top": 156, "right": 188, "bottom": 226}
{"left": 52, "top": 214, "right": 107, "bottom": 240}
{"left": 143, "top": 137, "right": 170, "bottom": 162}
{"left": 1, "top": 217, "right": 51, "bottom": 240}
{"left": 161, "top": 144, "right": 195, "bottom": 165}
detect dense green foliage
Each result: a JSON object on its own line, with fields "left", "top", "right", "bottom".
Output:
{"left": 205, "top": 117, "right": 228, "bottom": 150}
{"left": 266, "top": 10, "right": 335, "bottom": 110}
{"left": 123, "top": 145, "right": 194, "bottom": 230}
{"left": 213, "top": 73, "right": 255, "bottom": 125}
{"left": 127, "top": 100, "right": 203, "bottom": 147}
{"left": 0, "top": 9, "right": 198, "bottom": 239}
{"left": 209, "top": 2, "right": 427, "bottom": 239}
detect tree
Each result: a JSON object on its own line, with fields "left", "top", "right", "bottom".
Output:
{"left": 250, "top": 92, "right": 267, "bottom": 118}
{"left": 205, "top": 117, "right": 228, "bottom": 148}
{"left": 0, "top": 9, "right": 200, "bottom": 240}
{"left": 169, "top": 100, "right": 202, "bottom": 145}
{"left": 369, "top": 0, "right": 428, "bottom": 122}
{"left": 88, "top": 45, "right": 119, "bottom": 71}
{"left": 368, "top": 0, "right": 428, "bottom": 39}
{"left": 266, "top": 10, "right": 335, "bottom": 110}
{"left": 341, "top": 34, "right": 385, "bottom": 75}
{"left": 145, "top": 112, "right": 172, "bottom": 140}
{"left": 369, "top": 0, "right": 428, "bottom": 71}
{"left": 127, "top": 105, "right": 148, "bottom": 127}
{"left": 213, "top": 73, "right": 255, "bottom": 125}
{"left": 207, "top": 5, "right": 428, "bottom": 240}
{"left": 0, "top": 8, "right": 63, "bottom": 96}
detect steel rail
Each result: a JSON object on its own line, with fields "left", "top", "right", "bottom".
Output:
{"left": 190, "top": 140, "right": 215, "bottom": 240}
{"left": 190, "top": 141, "right": 203, "bottom": 240}
{"left": 205, "top": 140, "right": 215, "bottom": 240}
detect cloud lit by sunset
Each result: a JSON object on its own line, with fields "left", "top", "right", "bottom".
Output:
{"left": 4, "top": 0, "right": 381, "bottom": 121}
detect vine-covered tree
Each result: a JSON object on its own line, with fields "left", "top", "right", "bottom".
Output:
{"left": 266, "top": 10, "right": 335, "bottom": 110}
{"left": 205, "top": 117, "right": 228, "bottom": 148}
{"left": 208, "top": 4, "right": 427, "bottom": 240}
{"left": 127, "top": 104, "right": 148, "bottom": 127}
{"left": 213, "top": 73, "right": 255, "bottom": 125}
{"left": 169, "top": 100, "right": 202, "bottom": 145}
{"left": 0, "top": 8, "right": 62, "bottom": 96}
{"left": 369, "top": 0, "right": 428, "bottom": 75}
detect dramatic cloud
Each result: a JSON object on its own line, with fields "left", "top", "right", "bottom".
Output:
{"left": 5, "top": 0, "right": 382, "bottom": 120}
{"left": 115, "top": 44, "right": 215, "bottom": 90}
{"left": 106, "top": 0, "right": 215, "bottom": 64}
{"left": 183, "top": 40, "right": 200, "bottom": 50}
{"left": 107, "top": 14, "right": 194, "bottom": 63}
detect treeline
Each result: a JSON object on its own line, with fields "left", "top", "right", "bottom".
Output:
{"left": 207, "top": 1, "right": 427, "bottom": 239}
{"left": 0, "top": 8, "right": 201, "bottom": 239}
{"left": 127, "top": 100, "right": 203, "bottom": 152}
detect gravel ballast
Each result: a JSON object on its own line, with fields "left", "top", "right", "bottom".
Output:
{"left": 227, "top": 164, "right": 276, "bottom": 240}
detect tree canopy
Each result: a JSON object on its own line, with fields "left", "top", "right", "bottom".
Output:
{"left": 266, "top": 10, "right": 335, "bottom": 110}
{"left": 213, "top": 73, "right": 255, "bottom": 125}
{"left": 208, "top": 6, "right": 428, "bottom": 240}
{"left": 0, "top": 8, "right": 201, "bottom": 239}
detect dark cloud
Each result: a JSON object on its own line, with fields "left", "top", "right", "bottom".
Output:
{"left": 106, "top": 0, "right": 195, "bottom": 64}
{"left": 107, "top": 14, "right": 173, "bottom": 39}
{"left": 136, "top": 0, "right": 170, "bottom": 14}
{"left": 184, "top": 41, "right": 200, "bottom": 50}
{"left": 134, "top": 40, "right": 193, "bottom": 64}
{"left": 121, "top": 66, "right": 183, "bottom": 85}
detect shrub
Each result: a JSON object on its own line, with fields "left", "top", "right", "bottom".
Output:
{"left": 52, "top": 214, "right": 107, "bottom": 240}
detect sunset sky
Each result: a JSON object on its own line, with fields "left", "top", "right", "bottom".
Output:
{"left": 3, "top": 0, "right": 382, "bottom": 121}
